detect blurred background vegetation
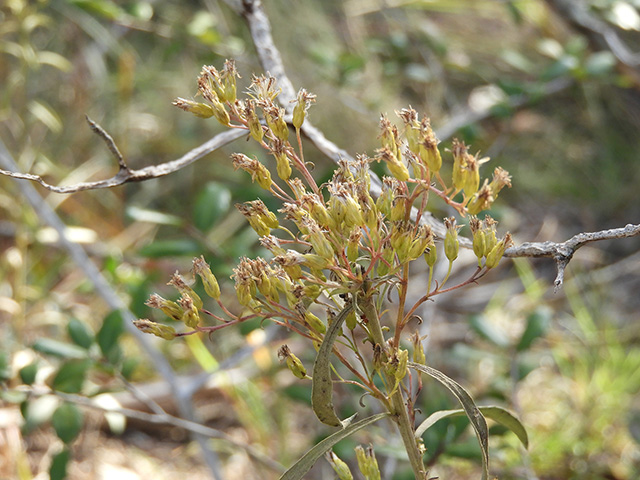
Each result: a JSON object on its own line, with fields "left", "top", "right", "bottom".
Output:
{"left": 1, "top": 0, "right": 639, "bottom": 479}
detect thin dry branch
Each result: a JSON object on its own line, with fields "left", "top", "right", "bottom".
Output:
{"left": 0, "top": 116, "right": 247, "bottom": 193}
{"left": 505, "top": 223, "right": 640, "bottom": 290}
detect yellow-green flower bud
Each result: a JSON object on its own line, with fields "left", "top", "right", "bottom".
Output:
{"left": 347, "top": 228, "right": 362, "bottom": 262}
{"left": 467, "top": 181, "right": 494, "bottom": 215}
{"left": 444, "top": 217, "right": 459, "bottom": 262}
{"left": 485, "top": 232, "right": 513, "bottom": 269}
{"left": 395, "top": 349, "right": 409, "bottom": 382}
{"left": 411, "top": 333, "right": 426, "bottom": 365}
{"left": 167, "top": 272, "right": 203, "bottom": 310}
{"left": 483, "top": 217, "right": 498, "bottom": 257}
{"left": 390, "top": 222, "right": 412, "bottom": 264}
{"left": 172, "top": 98, "right": 215, "bottom": 119}
{"left": 145, "top": 293, "right": 183, "bottom": 321}
{"left": 275, "top": 151, "right": 292, "bottom": 180}
{"left": 193, "top": 256, "right": 221, "bottom": 300}
{"left": 231, "top": 154, "right": 272, "bottom": 190}
{"left": 469, "top": 217, "right": 486, "bottom": 267}
{"left": 302, "top": 253, "right": 331, "bottom": 270}
{"left": 278, "top": 345, "right": 307, "bottom": 379}
{"left": 423, "top": 241, "right": 437, "bottom": 268}
{"left": 408, "top": 225, "right": 433, "bottom": 261}
{"left": 326, "top": 452, "right": 353, "bottom": 480}
{"left": 265, "top": 106, "right": 289, "bottom": 141}
{"left": 377, "top": 146, "right": 409, "bottom": 182}
{"left": 304, "top": 311, "right": 326, "bottom": 334}
{"left": 377, "top": 243, "right": 396, "bottom": 276}
{"left": 355, "top": 445, "right": 381, "bottom": 480}
{"left": 133, "top": 319, "right": 176, "bottom": 340}
{"left": 390, "top": 197, "right": 405, "bottom": 222}
{"left": 489, "top": 167, "right": 512, "bottom": 199}
{"left": 420, "top": 137, "right": 442, "bottom": 174}
{"left": 178, "top": 295, "right": 200, "bottom": 329}
{"left": 462, "top": 154, "right": 480, "bottom": 196}
{"left": 451, "top": 139, "right": 469, "bottom": 191}
{"left": 343, "top": 194, "right": 364, "bottom": 228}
{"left": 244, "top": 100, "right": 263, "bottom": 143}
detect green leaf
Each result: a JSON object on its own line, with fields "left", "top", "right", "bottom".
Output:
{"left": 415, "top": 405, "right": 528, "bottom": 449}
{"left": 97, "top": 310, "right": 124, "bottom": 360}
{"left": 19, "top": 362, "right": 39, "bottom": 385}
{"left": 138, "top": 239, "right": 201, "bottom": 258}
{"left": 409, "top": 362, "right": 489, "bottom": 480}
{"left": 32, "top": 338, "right": 88, "bottom": 360}
{"left": 517, "top": 308, "right": 550, "bottom": 351}
{"left": 49, "top": 447, "right": 70, "bottom": 480}
{"left": 193, "top": 182, "right": 232, "bottom": 231}
{"left": 52, "top": 359, "right": 92, "bottom": 393}
{"left": 52, "top": 403, "right": 84, "bottom": 443}
{"left": 67, "top": 318, "right": 94, "bottom": 349}
{"left": 279, "top": 413, "right": 390, "bottom": 480}
{"left": 311, "top": 303, "right": 354, "bottom": 427}
{"left": 469, "top": 315, "right": 510, "bottom": 348}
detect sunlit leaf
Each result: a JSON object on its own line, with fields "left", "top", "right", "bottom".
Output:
{"left": 279, "top": 413, "right": 390, "bottom": 480}
{"left": 409, "top": 362, "right": 489, "bottom": 480}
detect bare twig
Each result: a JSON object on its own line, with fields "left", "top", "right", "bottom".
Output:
{"left": 0, "top": 118, "right": 247, "bottom": 193}
{"left": 504, "top": 223, "right": 640, "bottom": 290}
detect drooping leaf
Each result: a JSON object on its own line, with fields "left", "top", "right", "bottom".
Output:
{"left": 409, "top": 362, "right": 489, "bottom": 480}
{"left": 67, "top": 318, "right": 94, "bottom": 349}
{"left": 311, "top": 303, "right": 354, "bottom": 427}
{"left": 52, "top": 403, "right": 84, "bottom": 443}
{"left": 279, "top": 413, "right": 390, "bottom": 480}
{"left": 415, "top": 405, "right": 528, "bottom": 449}
{"left": 52, "top": 359, "right": 92, "bottom": 393}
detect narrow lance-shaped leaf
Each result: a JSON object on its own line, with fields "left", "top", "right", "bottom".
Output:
{"left": 415, "top": 405, "right": 529, "bottom": 449}
{"left": 311, "top": 302, "right": 354, "bottom": 427}
{"left": 408, "top": 362, "right": 489, "bottom": 480}
{"left": 279, "top": 413, "right": 391, "bottom": 480}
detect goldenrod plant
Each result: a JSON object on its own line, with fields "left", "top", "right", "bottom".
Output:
{"left": 135, "top": 61, "right": 525, "bottom": 479}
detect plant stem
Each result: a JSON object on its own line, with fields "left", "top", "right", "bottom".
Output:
{"left": 361, "top": 294, "right": 427, "bottom": 479}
